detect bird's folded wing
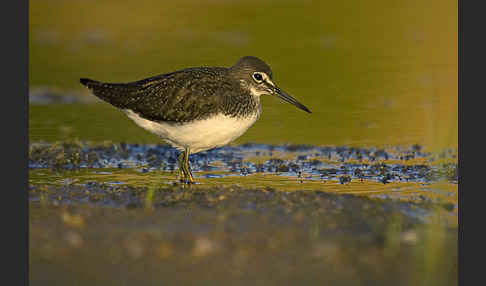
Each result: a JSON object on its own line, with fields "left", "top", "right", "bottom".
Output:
{"left": 81, "top": 68, "right": 234, "bottom": 123}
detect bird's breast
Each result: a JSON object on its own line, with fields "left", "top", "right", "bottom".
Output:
{"left": 124, "top": 109, "right": 260, "bottom": 153}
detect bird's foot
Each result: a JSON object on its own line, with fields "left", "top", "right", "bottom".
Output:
{"left": 178, "top": 170, "right": 196, "bottom": 184}
{"left": 179, "top": 170, "right": 186, "bottom": 183}
{"left": 186, "top": 171, "right": 195, "bottom": 184}
{"left": 179, "top": 178, "right": 196, "bottom": 185}
{"left": 178, "top": 148, "right": 196, "bottom": 184}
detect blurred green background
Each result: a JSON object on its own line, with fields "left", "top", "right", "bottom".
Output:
{"left": 29, "top": 0, "right": 457, "bottom": 152}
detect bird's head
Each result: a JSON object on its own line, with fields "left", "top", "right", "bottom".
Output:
{"left": 230, "top": 56, "right": 311, "bottom": 113}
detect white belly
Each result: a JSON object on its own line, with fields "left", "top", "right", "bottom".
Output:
{"left": 123, "top": 109, "right": 259, "bottom": 153}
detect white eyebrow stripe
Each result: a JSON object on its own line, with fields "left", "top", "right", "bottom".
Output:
{"left": 262, "top": 73, "right": 275, "bottom": 86}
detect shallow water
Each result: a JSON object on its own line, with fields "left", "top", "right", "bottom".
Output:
{"left": 29, "top": 0, "right": 457, "bottom": 151}
{"left": 29, "top": 142, "right": 458, "bottom": 225}
{"left": 29, "top": 142, "right": 457, "bottom": 285}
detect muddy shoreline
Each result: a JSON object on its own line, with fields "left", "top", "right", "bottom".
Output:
{"left": 29, "top": 142, "right": 458, "bottom": 286}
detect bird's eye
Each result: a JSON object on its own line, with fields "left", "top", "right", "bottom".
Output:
{"left": 252, "top": 73, "right": 263, "bottom": 82}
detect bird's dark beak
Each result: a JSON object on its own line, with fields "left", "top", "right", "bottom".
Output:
{"left": 268, "top": 84, "right": 311, "bottom": 114}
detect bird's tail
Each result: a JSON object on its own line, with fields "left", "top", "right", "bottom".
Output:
{"left": 80, "top": 78, "right": 132, "bottom": 91}
{"left": 79, "top": 78, "right": 100, "bottom": 88}
{"left": 80, "top": 78, "right": 139, "bottom": 108}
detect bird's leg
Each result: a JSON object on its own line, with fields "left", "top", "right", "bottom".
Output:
{"left": 183, "top": 148, "right": 195, "bottom": 184}
{"left": 178, "top": 151, "right": 186, "bottom": 182}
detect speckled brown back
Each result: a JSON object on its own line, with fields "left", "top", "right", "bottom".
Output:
{"left": 80, "top": 67, "right": 259, "bottom": 123}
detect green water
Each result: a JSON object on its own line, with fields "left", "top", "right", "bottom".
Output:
{"left": 29, "top": 0, "right": 457, "bottom": 152}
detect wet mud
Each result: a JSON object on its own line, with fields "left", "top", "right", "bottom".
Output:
{"left": 29, "top": 141, "right": 458, "bottom": 286}
{"left": 29, "top": 141, "right": 457, "bottom": 183}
